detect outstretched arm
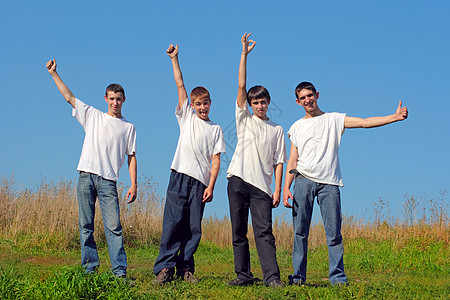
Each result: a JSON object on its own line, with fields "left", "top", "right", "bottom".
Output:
{"left": 237, "top": 33, "right": 256, "bottom": 108}
{"left": 167, "top": 44, "right": 188, "bottom": 109}
{"left": 126, "top": 154, "right": 137, "bottom": 204}
{"left": 283, "top": 142, "right": 299, "bottom": 208}
{"left": 203, "top": 153, "right": 221, "bottom": 203}
{"left": 46, "top": 59, "right": 76, "bottom": 108}
{"left": 272, "top": 163, "right": 283, "bottom": 208}
{"left": 344, "top": 101, "right": 408, "bottom": 128}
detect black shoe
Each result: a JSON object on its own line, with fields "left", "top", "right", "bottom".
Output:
{"left": 227, "top": 278, "right": 254, "bottom": 286}
{"left": 266, "top": 278, "right": 284, "bottom": 287}
{"left": 288, "top": 275, "right": 305, "bottom": 286}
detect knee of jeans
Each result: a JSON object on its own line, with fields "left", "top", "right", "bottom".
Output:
{"left": 105, "top": 220, "right": 123, "bottom": 234}
{"left": 327, "top": 234, "right": 343, "bottom": 246}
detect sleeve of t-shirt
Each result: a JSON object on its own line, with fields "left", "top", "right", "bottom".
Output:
{"left": 273, "top": 127, "right": 288, "bottom": 165}
{"left": 175, "top": 98, "right": 194, "bottom": 127}
{"left": 212, "top": 126, "right": 226, "bottom": 155}
{"left": 334, "top": 113, "right": 346, "bottom": 136}
{"left": 72, "top": 98, "right": 96, "bottom": 129}
{"left": 126, "top": 125, "right": 137, "bottom": 156}
{"left": 287, "top": 121, "right": 298, "bottom": 147}
{"left": 235, "top": 101, "right": 251, "bottom": 131}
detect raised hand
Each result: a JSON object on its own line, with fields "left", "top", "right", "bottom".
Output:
{"left": 46, "top": 58, "right": 57, "bottom": 74}
{"left": 395, "top": 100, "right": 408, "bottom": 121}
{"left": 241, "top": 32, "right": 256, "bottom": 56}
{"left": 167, "top": 44, "right": 179, "bottom": 58}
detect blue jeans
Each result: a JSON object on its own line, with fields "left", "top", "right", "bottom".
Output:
{"left": 153, "top": 171, "right": 206, "bottom": 275}
{"left": 77, "top": 172, "right": 127, "bottom": 277}
{"left": 227, "top": 176, "right": 280, "bottom": 284}
{"left": 291, "top": 174, "right": 347, "bottom": 285}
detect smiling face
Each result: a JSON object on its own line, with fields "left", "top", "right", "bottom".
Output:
{"left": 105, "top": 91, "right": 125, "bottom": 118}
{"left": 296, "top": 88, "right": 321, "bottom": 117}
{"left": 191, "top": 97, "right": 211, "bottom": 121}
{"left": 250, "top": 98, "right": 269, "bottom": 120}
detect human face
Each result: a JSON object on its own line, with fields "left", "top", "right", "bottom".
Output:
{"left": 296, "top": 89, "right": 320, "bottom": 117}
{"left": 191, "top": 97, "right": 211, "bottom": 121}
{"left": 105, "top": 91, "right": 125, "bottom": 118}
{"left": 250, "top": 98, "right": 269, "bottom": 120}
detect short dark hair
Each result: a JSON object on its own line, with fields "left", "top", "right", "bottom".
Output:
{"left": 106, "top": 83, "right": 125, "bottom": 97}
{"left": 190, "top": 86, "right": 211, "bottom": 102}
{"left": 247, "top": 85, "right": 271, "bottom": 105}
{"left": 295, "top": 82, "right": 316, "bottom": 99}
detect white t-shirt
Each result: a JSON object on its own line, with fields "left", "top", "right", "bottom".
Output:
{"left": 288, "top": 112, "right": 345, "bottom": 186}
{"left": 227, "top": 102, "right": 287, "bottom": 196}
{"left": 73, "top": 98, "right": 136, "bottom": 182}
{"left": 170, "top": 99, "right": 226, "bottom": 187}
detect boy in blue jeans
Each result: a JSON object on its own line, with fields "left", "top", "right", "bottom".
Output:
{"left": 283, "top": 81, "right": 408, "bottom": 285}
{"left": 153, "top": 44, "right": 226, "bottom": 284}
{"left": 46, "top": 59, "right": 137, "bottom": 278}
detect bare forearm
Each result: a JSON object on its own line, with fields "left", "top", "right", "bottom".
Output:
{"left": 345, "top": 102, "right": 408, "bottom": 128}
{"left": 284, "top": 168, "right": 295, "bottom": 191}
{"left": 170, "top": 56, "right": 188, "bottom": 107}
{"left": 128, "top": 155, "right": 137, "bottom": 188}
{"left": 237, "top": 53, "right": 248, "bottom": 108}
{"left": 284, "top": 142, "right": 298, "bottom": 190}
{"left": 208, "top": 156, "right": 220, "bottom": 190}
{"left": 345, "top": 114, "right": 398, "bottom": 128}
{"left": 273, "top": 163, "right": 283, "bottom": 192}
{"left": 171, "top": 56, "right": 184, "bottom": 87}
{"left": 50, "top": 71, "right": 76, "bottom": 108}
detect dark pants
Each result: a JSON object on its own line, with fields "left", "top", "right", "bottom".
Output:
{"left": 227, "top": 176, "right": 280, "bottom": 284}
{"left": 153, "top": 171, "right": 206, "bottom": 275}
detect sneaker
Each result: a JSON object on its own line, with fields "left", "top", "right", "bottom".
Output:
{"left": 153, "top": 268, "right": 173, "bottom": 285}
{"left": 288, "top": 275, "right": 305, "bottom": 286}
{"left": 227, "top": 278, "right": 254, "bottom": 286}
{"left": 181, "top": 270, "right": 200, "bottom": 284}
{"left": 266, "top": 278, "right": 284, "bottom": 288}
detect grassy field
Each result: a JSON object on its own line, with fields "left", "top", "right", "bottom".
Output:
{"left": 0, "top": 176, "right": 449, "bottom": 299}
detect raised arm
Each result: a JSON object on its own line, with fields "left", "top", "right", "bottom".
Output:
{"left": 344, "top": 100, "right": 408, "bottom": 128}
{"left": 126, "top": 153, "right": 137, "bottom": 204}
{"left": 237, "top": 33, "right": 256, "bottom": 108}
{"left": 272, "top": 163, "right": 283, "bottom": 208}
{"left": 167, "top": 44, "right": 188, "bottom": 109}
{"left": 203, "top": 153, "right": 221, "bottom": 203}
{"left": 46, "top": 59, "right": 76, "bottom": 108}
{"left": 283, "top": 142, "right": 299, "bottom": 208}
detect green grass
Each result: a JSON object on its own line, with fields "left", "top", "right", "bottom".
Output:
{"left": 1, "top": 237, "right": 449, "bottom": 299}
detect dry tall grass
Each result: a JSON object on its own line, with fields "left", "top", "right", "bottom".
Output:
{"left": 0, "top": 175, "right": 448, "bottom": 251}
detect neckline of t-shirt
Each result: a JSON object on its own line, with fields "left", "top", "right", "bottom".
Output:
{"left": 302, "top": 112, "right": 328, "bottom": 120}
{"left": 194, "top": 115, "right": 213, "bottom": 124}
{"left": 252, "top": 114, "right": 270, "bottom": 123}
{"left": 104, "top": 112, "right": 126, "bottom": 121}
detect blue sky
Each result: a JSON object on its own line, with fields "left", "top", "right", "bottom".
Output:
{"left": 2, "top": 1, "right": 449, "bottom": 222}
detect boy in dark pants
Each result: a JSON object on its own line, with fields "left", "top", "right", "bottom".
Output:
{"left": 227, "top": 33, "right": 287, "bottom": 287}
{"left": 153, "top": 44, "right": 226, "bottom": 284}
